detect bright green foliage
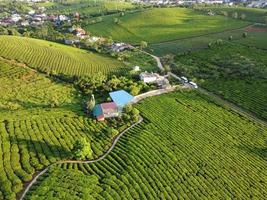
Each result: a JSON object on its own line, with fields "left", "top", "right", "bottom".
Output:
{"left": 28, "top": 91, "right": 267, "bottom": 199}
{"left": 0, "top": 60, "right": 131, "bottom": 199}
{"left": 173, "top": 43, "right": 267, "bottom": 120}
{"left": 24, "top": 167, "right": 102, "bottom": 200}
{"left": 72, "top": 138, "right": 93, "bottom": 160}
{"left": 86, "top": 7, "right": 249, "bottom": 43}
{"left": 0, "top": 36, "right": 126, "bottom": 76}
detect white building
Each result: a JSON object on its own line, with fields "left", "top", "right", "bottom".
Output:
{"left": 140, "top": 72, "right": 158, "bottom": 83}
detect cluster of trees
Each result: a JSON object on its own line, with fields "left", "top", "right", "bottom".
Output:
{"left": 75, "top": 73, "right": 153, "bottom": 97}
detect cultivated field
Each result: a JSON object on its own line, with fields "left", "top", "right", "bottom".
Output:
{"left": 0, "top": 60, "right": 127, "bottom": 200}
{"left": 86, "top": 7, "right": 249, "bottom": 44}
{"left": 0, "top": 36, "right": 126, "bottom": 76}
{"left": 173, "top": 43, "right": 267, "bottom": 120}
{"left": 199, "top": 6, "right": 267, "bottom": 23}
{"left": 26, "top": 91, "right": 267, "bottom": 199}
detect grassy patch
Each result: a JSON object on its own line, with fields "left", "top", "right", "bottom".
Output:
{"left": 86, "top": 7, "right": 249, "bottom": 44}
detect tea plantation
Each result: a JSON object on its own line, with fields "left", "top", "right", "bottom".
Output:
{"left": 0, "top": 60, "right": 129, "bottom": 200}
{"left": 173, "top": 43, "right": 267, "bottom": 120}
{"left": 25, "top": 91, "right": 267, "bottom": 199}
{"left": 0, "top": 36, "right": 126, "bottom": 76}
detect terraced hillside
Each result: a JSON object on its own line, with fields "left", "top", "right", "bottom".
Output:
{"left": 26, "top": 91, "right": 267, "bottom": 199}
{"left": 0, "top": 60, "right": 129, "bottom": 200}
{"left": 172, "top": 43, "right": 267, "bottom": 120}
{"left": 86, "top": 7, "right": 249, "bottom": 44}
{"left": 0, "top": 36, "right": 126, "bottom": 76}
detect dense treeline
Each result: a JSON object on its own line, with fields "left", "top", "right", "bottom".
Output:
{"left": 26, "top": 91, "right": 267, "bottom": 199}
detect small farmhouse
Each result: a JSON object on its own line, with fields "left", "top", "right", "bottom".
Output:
{"left": 93, "top": 90, "right": 134, "bottom": 121}
{"left": 93, "top": 102, "right": 119, "bottom": 121}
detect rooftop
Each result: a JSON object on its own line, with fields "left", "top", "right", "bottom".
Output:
{"left": 109, "top": 90, "right": 134, "bottom": 107}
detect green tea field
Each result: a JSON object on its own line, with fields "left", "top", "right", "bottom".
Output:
{"left": 0, "top": 59, "right": 130, "bottom": 200}
{"left": 25, "top": 91, "right": 267, "bottom": 199}
{"left": 86, "top": 7, "right": 249, "bottom": 44}
{"left": 0, "top": 36, "right": 126, "bottom": 76}
{"left": 172, "top": 43, "right": 267, "bottom": 120}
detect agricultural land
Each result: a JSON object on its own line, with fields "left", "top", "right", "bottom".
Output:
{"left": 86, "top": 7, "right": 249, "bottom": 44}
{"left": 25, "top": 91, "right": 267, "bottom": 199}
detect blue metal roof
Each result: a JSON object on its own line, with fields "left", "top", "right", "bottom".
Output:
{"left": 109, "top": 90, "right": 134, "bottom": 107}
{"left": 93, "top": 104, "right": 103, "bottom": 117}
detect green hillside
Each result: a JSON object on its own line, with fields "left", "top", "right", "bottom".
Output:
{"left": 26, "top": 91, "right": 267, "bottom": 199}
{"left": 86, "top": 7, "right": 249, "bottom": 44}
{"left": 0, "top": 59, "right": 131, "bottom": 200}
{"left": 0, "top": 36, "right": 126, "bottom": 76}
{"left": 173, "top": 43, "right": 267, "bottom": 120}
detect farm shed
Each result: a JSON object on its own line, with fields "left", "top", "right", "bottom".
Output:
{"left": 93, "top": 102, "right": 119, "bottom": 121}
{"left": 109, "top": 90, "right": 134, "bottom": 108}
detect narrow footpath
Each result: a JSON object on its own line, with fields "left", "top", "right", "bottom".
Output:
{"left": 19, "top": 87, "right": 179, "bottom": 200}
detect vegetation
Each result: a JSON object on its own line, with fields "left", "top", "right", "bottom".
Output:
{"left": 24, "top": 167, "right": 102, "bottom": 200}
{"left": 26, "top": 91, "right": 267, "bottom": 199}
{"left": 72, "top": 137, "right": 93, "bottom": 160}
{"left": 195, "top": 6, "right": 267, "bottom": 23}
{"left": 86, "top": 7, "right": 249, "bottom": 44}
{"left": 170, "top": 43, "right": 267, "bottom": 120}
{"left": 0, "top": 36, "right": 126, "bottom": 76}
{"left": 0, "top": 59, "right": 137, "bottom": 199}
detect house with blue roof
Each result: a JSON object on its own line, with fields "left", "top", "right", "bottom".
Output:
{"left": 109, "top": 90, "right": 134, "bottom": 109}
{"left": 93, "top": 90, "right": 134, "bottom": 121}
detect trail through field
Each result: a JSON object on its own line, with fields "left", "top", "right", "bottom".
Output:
{"left": 19, "top": 87, "right": 180, "bottom": 200}
{"left": 146, "top": 50, "right": 267, "bottom": 127}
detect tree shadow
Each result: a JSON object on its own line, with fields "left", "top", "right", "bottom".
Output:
{"left": 237, "top": 144, "right": 267, "bottom": 160}
{"left": 9, "top": 136, "right": 71, "bottom": 160}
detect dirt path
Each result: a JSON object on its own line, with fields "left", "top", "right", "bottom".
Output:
{"left": 19, "top": 117, "right": 143, "bottom": 200}
{"left": 18, "top": 86, "right": 180, "bottom": 200}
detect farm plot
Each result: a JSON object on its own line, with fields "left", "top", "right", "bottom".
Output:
{"left": 148, "top": 27, "right": 247, "bottom": 56}
{"left": 86, "top": 7, "right": 249, "bottom": 44}
{"left": 172, "top": 43, "right": 267, "bottom": 120}
{"left": 26, "top": 91, "right": 267, "bottom": 199}
{"left": 0, "top": 60, "right": 130, "bottom": 200}
{"left": 0, "top": 59, "right": 81, "bottom": 113}
{"left": 198, "top": 6, "right": 267, "bottom": 23}
{"left": 0, "top": 36, "right": 126, "bottom": 76}
{"left": 234, "top": 25, "right": 267, "bottom": 49}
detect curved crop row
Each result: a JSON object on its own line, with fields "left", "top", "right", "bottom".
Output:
{"left": 0, "top": 36, "right": 126, "bottom": 76}
{"left": 26, "top": 91, "right": 267, "bottom": 199}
